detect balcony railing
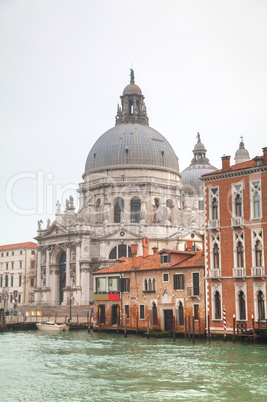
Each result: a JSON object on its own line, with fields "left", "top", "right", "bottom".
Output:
{"left": 208, "top": 219, "right": 220, "bottom": 230}
{"left": 209, "top": 268, "right": 221, "bottom": 279}
{"left": 187, "top": 287, "right": 200, "bottom": 297}
{"left": 233, "top": 267, "right": 246, "bottom": 278}
{"left": 251, "top": 266, "right": 265, "bottom": 277}
{"left": 231, "top": 216, "right": 244, "bottom": 227}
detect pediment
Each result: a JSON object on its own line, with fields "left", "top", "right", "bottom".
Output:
{"left": 42, "top": 222, "right": 69, "bottom": 238}
{"left": 179, "top": 230, "right": 203, "bottom": 242}
{"left": 102, "top": 227, "right": 140, "bottom": 241}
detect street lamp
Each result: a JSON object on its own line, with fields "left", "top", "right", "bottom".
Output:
{"left": 67, "top": 293, "right": 74, "bottom": 322}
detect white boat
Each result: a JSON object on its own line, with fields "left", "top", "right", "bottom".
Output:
{"left": 36, "top": 321, "right": 69, "bottom": 332}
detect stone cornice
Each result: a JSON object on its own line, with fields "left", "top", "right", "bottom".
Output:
{"left": 200, "top": 165, "right": 267, "bottom": 182}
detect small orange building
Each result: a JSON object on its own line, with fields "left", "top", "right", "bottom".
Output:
{"left": 92, "top": 239, "right": 205, "bottom": 333}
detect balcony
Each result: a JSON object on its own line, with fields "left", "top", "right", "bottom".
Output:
{"left": 231, "top": 216, "right": 244, "bottom": 228}
{"left": 209, "top": 268, "right": 221, "bottom": 279}
{"left": 208, "top": 219, "right": 220, "bottom": 230}
{"left": 251, "top": 266, "right": 265, "bottom": 277}
{"left": 187, "top": 287, "right": 200, "bottom": 298}
{"left": 233, "top": 268, "right": 246, "bottom": 278}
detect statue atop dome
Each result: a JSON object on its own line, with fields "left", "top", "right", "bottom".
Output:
{"left": 130, "top": 68, "right": 135, "bottom": 83}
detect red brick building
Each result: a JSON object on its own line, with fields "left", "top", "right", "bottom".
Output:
{"left": 201, "top": 147, "right": 267, "bottom": 334}
{"left": 92, "top": 239, "right": 205, "bottom": 333}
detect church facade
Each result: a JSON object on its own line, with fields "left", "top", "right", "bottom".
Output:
{"left": 35, "top": 72, "right": 205, "bottom": 306}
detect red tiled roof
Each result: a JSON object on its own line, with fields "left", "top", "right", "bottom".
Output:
{"left": 93, "top": 251, "right": 204, "bottom": 275}
{"left": 0, "top": 242, "right": 37, "bottom": 251}
{"left": 202, "top": 160, "right": 255, "bottom": 177}
{"left": 158, "top": 248, "right": 197, "bottom": 255}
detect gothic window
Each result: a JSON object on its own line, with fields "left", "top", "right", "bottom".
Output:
{"left": 213, "top": 243, "right": 220, "bottom": 269}
{"left": 250, "top": 181, "right": 262, "bottom": 219}
{"left": 114, "top": 197, "right": 124, "bottom": 223}
{"left": 237, "top": 241, "right": 244, "bottom": 268}
{"left": 144, "top": 278, "right": 148, "bottom": 291}
{"left": 109, "top": 245, "right": 132, "bottom": 260}
{"left": 148, "top": 278, "right": 152, "bottom": 291}
{"left": 178, "top": 301, "right": 184, "bottom": 325}
{"left": 239, "top": 291, "right": 246, "bottom": 320}
{"left": 131, "top": 197, "right": 141, "bottom": 223}
{"left": 152, "top": 278, "right": 156, "bottom": 291}
{"left": 232, "top": 183, "right": 243, "bottom": 217}
{"left": 215, "top": 291, "right": 221, "bottom": 319}
{"left": 252, "top": 230, "right": 264, "bottom": 268}
{"left": 233, "top": 231, "right": 245, "bottom": 269}
{"left": 210, "top": 187, "right": 219, "bottom": 220}
{"left": 257, "top": 291, "right": 265, "bottom": 321}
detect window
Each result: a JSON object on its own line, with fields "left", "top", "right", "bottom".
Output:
{"left": 239, "top": 291, "right": 246, "bottom": 320}
{"left": 124, "top": 305, "right": 129, "bottom": 318}
{"left": 144, "top": 278, "right": 148, "bottom": 291}
{"left": 12, "top": 251, "right": 14, "bottom": 256}
{"left": 255, "top": 240, "right": 263, "bottom": 267}
{"left": 210, "top": 187, "right": 219, "bottom": 220}
{"left": 174, "top": 274, "right": 184, "bottom": 290}
{"left": 233, "top": 231, "right": 245, "bottom": 269}
{"left": 109, "top": 245, "right": 132, "bottom": 260}
{"left": 198, "top": 200, "right": 204, "bottom": 211}
{"left": 114, "top": 197, "right": 124, "bottom": 223}
{"left": 1, "top": 253, "right": 3, "bottom": 257}
{"left": 250, "top": 181, "right": 262, "bottom": 219}
{"left": 96, "top": 277, "right": 106, "bottom": 293}
{"left": 0, "top": 276, "right": 2, "bottom": 287}
{"left": 211, "top": 233, "right": 220, "bottom": 269}
{"left": 213, "top": 244, "right": 220, "bottom": 269}
{"left": 194, "top": 304, "right": 199, "bottom": 320}
{"left": 31, "top": 250, "right": 35, "bottom": 255}
{"left": 5, "top": 275, "right": 8, "bottom": 287}
{"left": 166, "top": 199, "right": 173, "bottom": 209}
{"left": 232, "top": 183, "right": 243, "bottom": 217}
{"left": 20, "top": 250, "right": 22, "bottom": 255}
{"left": 193, "top": 273, "right": 200, "bottom": 296}
{"left": 139, "top": 304, "right": 145, "bottom": 320}
{"left": 11, "top": 262, "right": 14, "bottom": 270}
{"left": 98, "top": 304, "right": 105, "bottom": 324}
{"left": 163, "top": 273, "right": 169, "bottom": 282}
{"left": 19, "top": 275, "right": 22, "bottom": 287}
{"left": 252, "top": 230, "right": 264, "bottom": 268}
{"left": 6, "top": 252, "right": 9, "bottom": 257}
{"left": 10, "top": 294, "right": 13, "bottom": 303}
{"left": 30, "top": 260, "right": 35, "bottom": 269}
{"left": 214, "top": 291, "right": 221, "bottom": 319}
{"left": 11, "top": 276, "right": 13, "bottom": 287}
{"left": 6, "top": 263, "right": 8, "bottom": 270}
{"left": 18, "top": 294, "right": 21, "bottom": 303}
{"left": 130, "top": 197, "right": 141, "bottom": 223}
{"left": 121, "top": 278, "right": 130, "bottom": 292}
{"left": 257, "top": 291, "right": 265, "bottom": 321}
{"left": 108, "top": 277, "right": 119, "bottom": 292}
{"left": 144, "top": 278, "right": 155, "bottom": 292}
{"left": 237, "top": 241, "right": 244, "bottom": 268}
{"left": 30, "top": 278, "right": 34, "bottom": 287}
{"left": 161, "top": 254, "right": 170, "bottom": 263}
{"left": 20, "top": 261, "right": 22, "bottom": 269}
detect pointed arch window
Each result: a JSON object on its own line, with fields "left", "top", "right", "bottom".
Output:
{"left": 237, "top": 241, "right": 244, "bottom": 268}
{"left": 212, "top": 198, "right": 218, "bottom": 220}
{"left": 257, "top": 291, "right": 265, "bottom": 321}
{"left": 151, "top": 302, "right": 158, "bottom": 325}
{"left": 215, "top": 291, "right": 221, "bottom": 319}
{"left": 255, "top": 240, "right": 263, "bottom": 267}
{"left": 131, "top": 197, "right": 141, "bottom": 223}
{"left": 213, "top": 243, "right": 220, "bottom": 269}
{"left": 144, "top": 278, "right": 148, "bottom": 291}
{"left": 114, "top": 197, "right": 124, "bottom": 223}
{"left": 239, "top": 291, "right": 246, "bottom": 320}
{"left": 235, "top": 194, "right": 242, "bottom": 217}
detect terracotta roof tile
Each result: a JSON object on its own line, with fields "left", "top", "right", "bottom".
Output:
{"left": 202, "top": 160, "right": 255, "bottom": 177}
{"left": 172, "top": 253, "right": 204, "bottom": 268}
{"left": 0, "top": 242, "right": 37, "bottom": 251}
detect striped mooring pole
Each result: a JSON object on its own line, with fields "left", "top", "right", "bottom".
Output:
{"left": 223, "top": 306, "right": 226, "bottom": 341}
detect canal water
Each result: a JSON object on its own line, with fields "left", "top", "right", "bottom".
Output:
{"left": 0, "top": 331, "right": 266, "bottom": 401}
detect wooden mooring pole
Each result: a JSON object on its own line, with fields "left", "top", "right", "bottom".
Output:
{"left": 124, "top": 314, "right": 127, "bottom": 338}
{"left": 184, "top": 315, "right": 187, "bottom": 339}
{"left": 99, "top": 306, "right": 101, "bottom": 332}
{"left": 87, "top": 312, "right": 91, "bottom": 332}
{"left": 233, "top": 314, "right": 235, "bottom": 343}
{"left": 147, "top": 314, "right": 150, "bottom": 339}
{"left": 117, "top": 307, "right": 120, "bottom": 334}
{"left": 192, "top": 317, "right": 195, "bottom": 344}
{"left": 188, "top": 315, "right": 191, "bottom": 340}
{"left": 136, "top": 308, "right": 138, "bottom": 334}
{"left": 173, "top": 315, "right": 176, "bottom": 341}
{"left": 252, "top": 315, "right": 256, "bottom": 343}
{"left": 198, "top": 308, "right": 201, "bottom": 337}
{"left": 208, "top": 314, "right": 210, "bottom": 342}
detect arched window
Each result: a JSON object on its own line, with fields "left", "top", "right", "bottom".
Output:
{"left": 109, "top": 245, "right": 132, "bottom": 260}
{"left": 131, "top": 197, "right": 141, "bottom": 223}
{"left": 213, "top": 244, "right": 220, "bottom": 269}
{"left": 212, "top": 198, "right": 218, "bottom": 220}
{"left": 152, "top": 278, "right": 156, "bottom": 291}
{"left": 154, "top": 198, "right": 160, "bottom": 209}
{"left": 258, "top": 291, "right": 265, "bottom": 321}
{"left": 239, "top": 291, "right": 246, "bottom": 320}
{"left": 215, "top": 291, "right": 221, "bottom": 319}
{"left": 144, "top": 278, "right": 148, "bottom": 291}
{"left": 253, "top": 192, "right": 261, "bottom": 219}
{"left": 114, "top": 197, "right": 124, "bottom": 223}
{"left": 237, "top": 241, "right": 244, "bottom": 268}
{"left": 148, "top": 278, "right": 152, "bottom": 291}
{"left": 166, "top": 199, "right": 172, "bottom": 209}
{"left": 255, "top": 240, "right": 263, "bottom": 267}
{"left": 178, "top": 301, "right": 184, "bottom": 326}
{"left": 235, "top": 194, "right": 242, "bottom": 217}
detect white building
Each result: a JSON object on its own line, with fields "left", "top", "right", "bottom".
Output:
{"left": 0, "top": 242, "right": 37, "bottom": 311}
{"left": 35, "top": 72, "right": 204, "bottom": 306}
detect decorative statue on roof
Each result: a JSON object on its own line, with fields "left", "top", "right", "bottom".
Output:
{"left": 130, "top": 68, "right": 134, "bottom": 82}
{"left": 197, "top": 132, "right": 200, "bottom": 142}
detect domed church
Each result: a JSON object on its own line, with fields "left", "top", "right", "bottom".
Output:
{"left": 35, "top": 72, "right": 201, "bottom": 306}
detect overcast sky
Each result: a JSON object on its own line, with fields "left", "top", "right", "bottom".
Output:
{"left": 1, "top": 0, "right": 266, "bottom": 245}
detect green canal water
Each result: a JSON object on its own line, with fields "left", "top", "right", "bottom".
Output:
{"left": 0, "top": 331, "right": 267, "bottom": 401}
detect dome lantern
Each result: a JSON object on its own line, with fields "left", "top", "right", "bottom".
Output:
{"left": 234, "top": 136, "right": 250, "bottom": 164}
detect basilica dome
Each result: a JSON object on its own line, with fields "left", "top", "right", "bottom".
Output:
{"left": 234, "top": 137, "right": 250, "bottom": 164}
{"left": 84, "top": 72, "right": 179, "bottom": 175}
{"left": 181, "top": 133, "right": 217, "bottom": 195}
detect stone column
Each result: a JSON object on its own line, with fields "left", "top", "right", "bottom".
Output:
{"left": 75, "top": 242, "right": 81, "bottom": 287}
{"left": 37, "top": 247, "right": 42, "bottom": 288}
{"left": 66, "top": 245, "right": 70, "bottom": 287}
{"left": 46, "top": 248, "right": 50, "bottom": 288}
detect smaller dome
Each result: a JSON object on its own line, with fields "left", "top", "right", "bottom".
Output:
{"left": 234, "top": 137, "right": 250, "bottom": 164}
{"left": 123, "top": 83, "right": 142, "bottom": 96}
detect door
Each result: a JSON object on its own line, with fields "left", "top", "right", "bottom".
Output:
{"left": 111, "top": 305, "right": 120, "bottom": 325}
{"left": 164, "top": 309, "right": 173, "bottom": 332}
{"left": 98, "top": 305, "right": 105, "bottom": 324}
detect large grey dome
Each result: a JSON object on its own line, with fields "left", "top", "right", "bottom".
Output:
{"left": 85, "top": 123, "right": 179, "bottom": 174}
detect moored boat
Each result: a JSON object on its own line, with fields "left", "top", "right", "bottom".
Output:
{"left": 36, "top": 321, "right": 69, "bottom": 332}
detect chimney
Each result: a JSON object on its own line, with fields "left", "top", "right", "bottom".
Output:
{"left": 131, "top": 243, "right": 138, "bottom": 267}
{"left": 142, "top": 238, "right": 149, "bottom": 257}
{"left": 186, "top": 241, "right": 193, "bottom": 251}
{"left": 221, "top": 155, "right": 231, "bottom": 171}
{"left": 152, "top": 246, "right": 158, "bottom": 255}
{"left": 263, "top": 147, "right": 267, "bottom": 164}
